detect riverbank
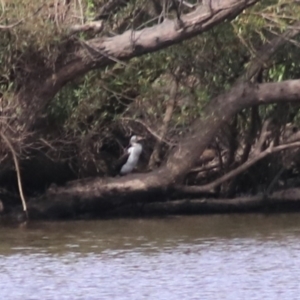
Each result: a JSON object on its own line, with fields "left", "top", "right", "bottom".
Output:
{"left": 2, "top": 185, "right": 300, "bottom": 221}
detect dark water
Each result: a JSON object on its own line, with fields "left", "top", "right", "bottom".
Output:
{"left": 1, "top": 214, "right": 300, "bottom": 299}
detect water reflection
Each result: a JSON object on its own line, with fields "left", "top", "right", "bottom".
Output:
{"left": 1, "top": 214, "right": 300, "bottom": 299}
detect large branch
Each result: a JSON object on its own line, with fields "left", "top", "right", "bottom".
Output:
{"left": 20, "top": 0, "right": 259, "bottom": 130}
{"left": 64, "top": 0, "right": 259, "bottom": 78}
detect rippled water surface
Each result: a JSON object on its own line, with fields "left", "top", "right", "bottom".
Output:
{"left": 1, "top": 214, "right": 300, "bottom": 299}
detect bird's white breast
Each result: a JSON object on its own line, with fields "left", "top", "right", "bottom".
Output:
{"left": 127, "top": 144, "right": 142, "bottom": 163}
{"left": 120, "top": 143, "right": 142, "bottom": 174}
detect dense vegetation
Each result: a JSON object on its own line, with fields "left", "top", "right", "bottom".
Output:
{"left": 1, "top": 0, "right": 300, "bottom": 220}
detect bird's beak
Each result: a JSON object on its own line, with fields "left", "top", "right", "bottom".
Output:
{"left": 136, "top": 135, "right": 144, "bottom": 141}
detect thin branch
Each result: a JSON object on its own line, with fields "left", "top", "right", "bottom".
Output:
{"left": 149, "top": 74, "right": 178, "bottom": 168}
{"left": 120, "top": 117, "right": 176, "bottom": 146}
{"left": 0, "top": 3, "right": 44, "bottom": 30}
{"left": 189, "top": 162, "right": 219, "bottom": 173}
{"left": 252, "top": 118, "right": 271, "bottom": 155}
{"left": 0, "top": 132, "right": 28, "bottom": 218}
{"left": 0, "top": 0, "right": 5, "bottom": 21}
{"left": 75, "top": 0, "right": 84, "bottom": 24}
{"left": 54, "top": 0, "right": 60, "bottom": 30}
{"left": 69, "top": 21, "right": 104, "bottom": 35}
{"left": 0, "top": 18, "right": 23, "bottom": 30}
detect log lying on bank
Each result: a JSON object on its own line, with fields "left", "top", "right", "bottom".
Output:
{"left": 21, "top": 187, "right": 300, "bottom": 219}
{"left": 140, "top": 189, "right": 300, "bottom": 216}
{"left": 26, "top": 172, "right": 169, "bottom": 219}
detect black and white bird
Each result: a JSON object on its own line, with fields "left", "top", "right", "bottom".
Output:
{"left": 117, "top": 135, "right": 144, "bottom": 175}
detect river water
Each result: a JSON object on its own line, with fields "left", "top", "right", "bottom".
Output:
{"left": 1, "top": 214, "right": 300, "bottom": 299}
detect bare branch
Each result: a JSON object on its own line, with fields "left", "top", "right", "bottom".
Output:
{"left": 69, "top": 21, "right": 104, "bottom": 35}
{"left": 0, "top": 18, "right": 24, "bottom": 30}
{"left": 148, "top": 74, "right": 178, "bottom": 168}
{"left": 0, "top": 132, "right": 27, "bottom": 218}
{"left": 252, "top": 118, "right": 271, "bottom": 156}
{"left": 176, "top": 141, "right": 300, "bottom": 194}
{"left": 0, "top": 4, "right": 44, "bottom": 30}
{"left": 121, "top": 117, "right": 176, "bottom": 146}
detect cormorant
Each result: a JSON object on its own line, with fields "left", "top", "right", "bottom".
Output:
{"left": 117, "top": 135, "right": 144, "bottom": 175}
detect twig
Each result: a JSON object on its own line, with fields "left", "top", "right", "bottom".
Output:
{"left": 0, "top": 18, "right": 23, "bottom": 30}
{"left": 189, "top": 162, "right": 219, "bottom": 173}
{"left": 253, "top": 118, "right": 271, "bottom": 155}
{"left": 69, "top": 21, "right": 104, "bottom": 35}
{"left": 0, "top": 3, "right": 44, "bottom": 30}
{"left": 265, "top": 167, "right": 285, "bottom": 197}
{"left": 149, "top": 75, "right": 178, "bottom": 168}
{"left": 77, "top": 0, "right": 84, "bottom": 24}
{"left": 39, "top": 138, "right": 57, "bottom": 151}
{"left": 0, "top": 132, "right": 28, "bottom": 218}
{"left": 120, "top": 117, "right": 176, "bottom": 146}
{"left": 0, "top": 0, "right": 5, "bottom": 21}
{"left": 54, "top": 0, "right": 60, "bottom": 30}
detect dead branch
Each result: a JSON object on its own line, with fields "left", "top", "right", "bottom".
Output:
{"left": 148, "top": 75, "right": 178, "bottom": 169}
{"left": 189, "top": 162, "right": 220, "bottom": 174}
{"left": 0, "top": 4, "right": 44, "bottom": 30}
{"left": 176, "top": 141, "right": 300, "bottom": 194}
{"left": 120, "top": 117, "right": 176, "bottom": 146}
{"left": 0, "top": 19, "right": 24, "bottom": 30}
{"left": 252, "top": 118, "right": 271, "bottom": 155}
{"left": 240, "top": 107, "right": 260, "bottom": 163}
{"left": 0, "top": 132, "right": 27, "bottom": 218}
{"left": 69, "top": 21, "right": 104, "bottom": 35}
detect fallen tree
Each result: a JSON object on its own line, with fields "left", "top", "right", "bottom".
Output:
{"left": 25, "top": 78, "right": 300, "bottom": 219}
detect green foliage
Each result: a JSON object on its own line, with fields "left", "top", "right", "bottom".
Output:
{"left": 46, "top": 0, "right": 300, "bottom": 144}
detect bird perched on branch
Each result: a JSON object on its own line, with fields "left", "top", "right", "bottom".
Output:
{"left": 116, "top": 135, "right": 144, "bottom": 175}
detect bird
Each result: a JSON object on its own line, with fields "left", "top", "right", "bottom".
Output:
{"left": 116, "top": 135, "right": 144, "bottom": 175}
